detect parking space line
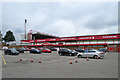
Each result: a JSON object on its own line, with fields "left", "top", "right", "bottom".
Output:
{"left": 1, "top": 54, "right": 7, "bottom": 65}
{"left": 46, "top": 57, "right": 77, "bottom": 63}
{"left": 8, "top": 56, "right": 18, "bottom": 57}
{"left": 105, "top": 52, "right": 108, "bottom": 55}
{"left": 47, "top": 59, "right": 65, "bottom": 63}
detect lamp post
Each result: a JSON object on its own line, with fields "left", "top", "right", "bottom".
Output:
{"left": 24, "top": 19, "right": 27, "bottom": 40}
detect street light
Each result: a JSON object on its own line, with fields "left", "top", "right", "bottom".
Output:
{"left": 24, "top": 19, "right": 27, "bottom": 40}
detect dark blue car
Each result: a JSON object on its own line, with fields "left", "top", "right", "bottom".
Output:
{"left": 30, "top": 49, "right": 41, "bottom": 54}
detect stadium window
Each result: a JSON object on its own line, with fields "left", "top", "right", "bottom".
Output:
{"left": 78, "top": 41, "right": 83, "bottom": 44}
{"left": 91, "top": 40, "right": 97, "bottom": 44}
{"left": 80, "top": 41, "right": 83, "bottom": 44}
{"left": 98, "top": 40, "right": 105, "bottom": 43}
{"left": 93, "top": 45, "right": 97, "bottom": 47}
{"left": 114, "top": 39, "right": 119, "bottom": 44}
{"left": 72, "top": 42, "right": 76, "bottom": 44}
{"left": 106, "top": 39, "right": 113, "bottom": 44}
{"left": 98, "top": 45, "right": 104, "bottom": 47}
{"left": 87, "top": 46, "right": 91, "bottom": 47}
{"left": 84, "top": 41, "right": 89, "bottom": 44}
{"left": 77, "top": 42, "right": 79, "bottom": 44}
{"left": 66, "top": 42, "right": 69, "bottom": 44}
{"left": 79, "top": 46, "right": 84, "bottom": 47}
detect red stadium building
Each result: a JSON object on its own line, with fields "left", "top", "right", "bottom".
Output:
{"left": 21, "top": 30, "right": 120, "bottom": 52}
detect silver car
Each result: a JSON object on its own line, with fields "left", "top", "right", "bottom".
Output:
{"left": 77, "top": 49, "right": 105, "bottom": 59}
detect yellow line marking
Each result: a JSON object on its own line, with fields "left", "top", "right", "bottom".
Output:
{"left": 1, "top": 54, "right": 7, "bottom": 65}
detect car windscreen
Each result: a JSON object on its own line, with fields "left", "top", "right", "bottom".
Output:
{"left": 67, "top": 49, "right": 72, "bottom": 51}
{"left": 9, "top": 48, "right": 16, "bottom": 51}
{"left": 9, "top": 48, "right": 18, "bottom": 52}
{"left": 35, "top": 49, "right": 39, "bottom": 51}
{"left": 72, "top": 50, "right": 77, "bottom": 52}
{"left": 46, "top": 49, "right": 50, "bottom": 50}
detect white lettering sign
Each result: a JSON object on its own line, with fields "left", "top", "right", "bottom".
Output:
{"left": 49, "top": 39, "right": 56, "bottom": 41}
{"left": 37, "top": 40, "right": 46, "bottom": 42}
{"left": 61, "top": 38, "right": 76, "bottom": 40}
{"left": 79, "top": 37, "right": 94, "bottom": 39}
{"left": 30, "top": 41, "right": 33, "bottom": 42}
{"left": 103, "top": 36, "right": 117, "bottom": 38}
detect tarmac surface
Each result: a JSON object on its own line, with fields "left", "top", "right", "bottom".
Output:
{"left": 1, "top": 51, "right": 118, "bottom": 78}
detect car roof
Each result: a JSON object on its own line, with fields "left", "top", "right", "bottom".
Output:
{"left": 76, "top": 49, "right": 84, "bottom": 50}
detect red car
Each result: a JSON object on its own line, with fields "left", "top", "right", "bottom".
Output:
{"left": 38, "top": 48, "right": 43, "bottom": 51}
{"left": 42, "top": 49, "right": 51, "bottom": 53}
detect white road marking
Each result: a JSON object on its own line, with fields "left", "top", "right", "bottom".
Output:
{"left": 47, "top": 59, "right": 64, "bottom": 63}
{"left": 105, "top": 52, "right": 108, "bottom": 55}
{"left": 69, "top": 57, "right": 75, "bottom": 58}
{"left": 46, "top": 57, "right": 77, "bottom": 63}
{"left": 30, "top": 54, "right": 41, "bottom": 55}
{"left": 8, "top": 56, "right": 18, "bottom": 57}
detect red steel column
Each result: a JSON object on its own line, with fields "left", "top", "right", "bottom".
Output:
{"left": 113, "top": 39, "right": 114, "bottom": 52}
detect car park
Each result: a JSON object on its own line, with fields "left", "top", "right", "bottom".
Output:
{"left": 42, "top": 49, "right": 51, "bottom": 53}
{"left": 77, "top": 49, "right": 105, "bottom": 59}
{"left": 76, "top": 49, "right": 84, "bottom": 53}
{"left": 58, "top": 48, "right": 78, "bottom": 56}
{"left": 4, "top": 48, "right": 19, "bottom": 55}
{"left": 50, "top": 48, "right": 57, "bottom": 51}
{"left": 30, "top": 49, "right": 41, "bottom": 54}
{"left": 16, "top": 48, "right": 24, "bottom": 53}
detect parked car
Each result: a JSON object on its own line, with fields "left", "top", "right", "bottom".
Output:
{"left": 76, "top": 49, "right": 84, "bottom": 53}
{"left": 16, "top": 48, "right": 24, "bottom": 53}
{"left": 37, "top": 48, "right": 43, "bottom": 51}
{"left": 58, "top": 48, "right": 78, "bottom": 56}
{"left": 25, "top": 48, "right": 30, "bottom": 51}
{"left": 30, "top": 49, "right": 41, "bottom": 54}
{"left": 99, "top": 48, "right": 107, "bottom": 53}
{"left": 50, "top": 48, "right": 57, "bottom": 51}
{"left": 4, "top": 48, "right": 19, "bottom": 55}
{"left": 21, "top": 48, "right": 27, "bottom": 51}
{"left": 42, "top": 49, "right": 51, "bottom": 53}
{"left": 77, "top": 49, "right": 105, "bottom": 59}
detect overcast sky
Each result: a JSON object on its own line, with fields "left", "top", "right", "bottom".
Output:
{"left": 2, "top": 2, "right": 118, "bottom": 41}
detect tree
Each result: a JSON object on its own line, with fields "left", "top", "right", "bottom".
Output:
{"left": 3, "top": 30, "right": 16, "bottom": 42}
{"left": 0, "top": 31, "right": 2, "bottom": 41}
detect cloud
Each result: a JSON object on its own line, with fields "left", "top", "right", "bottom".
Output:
{"left": 2, "top": 2, "right": 118, "bottom": 41}
{"left": 47, "top": 20, "right": 77, "bottom": 37}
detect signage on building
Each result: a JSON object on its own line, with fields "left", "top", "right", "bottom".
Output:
{"left": 35, "top": 39, "right": 46, "bottom": 42}
{"left": 30, "top": 40, "right": 34, "bottom": 43}
{"left": 21, "top": 34, "right": 119, "bottom": 43}
{"left": 47, "top": 38, "right": 59, "bottom": 41}
{"left": 97, "top": 35, "right": 118, "bottom": 39}
{"left": 60, "top": 37, "right": 76, "bottom": 41}
{"left": 77, "top": 36, "right": 96, "bottom": 40}
{"left": 42, "top": 43, "right": 53, "bottom": 46}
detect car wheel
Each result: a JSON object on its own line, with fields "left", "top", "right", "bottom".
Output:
{"left": 93, "top": 55, "right": 97, "bottom": 59}
{"left": 78, "top": 55, "right": 82, "bottom": 58}
{"left": 69, "top": 54, "right": 72, "bottom": 56}
{"left": 59, "top": 53, "right": 62, "bottom": 56}
{"left": 5, "top": 52, "right": 7, "bottom": 55}
{"left": 9, "top": 52, "right": 12, "bottom": 55}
